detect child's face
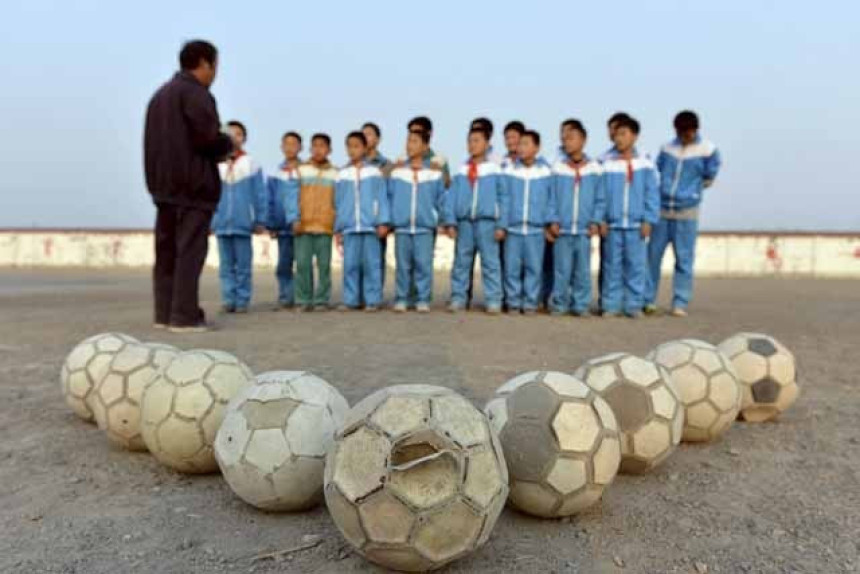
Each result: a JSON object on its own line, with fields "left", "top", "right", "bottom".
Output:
{"left": 608, "top": 121, "right": 619, "bottom": 143}
{"left": 518, "top": 136, "right": 539, "bottom": 162}
{"left": 228, "top": 125, "right": 246, "bottom": 151}
{"left": 560, "top": 124, "right": 574, "bottom": 144}
{"left": 614, "top": 126, "right": 637, "bottom": 152}
{"left": 563, "top": 130, "right": 586, "bottom": 157}
{"left": 281, "top": 136, "right": 301, "bottom": 160}
{"left": 678, "top": 128, "right": 698, "bottom": 146}
{"left": 467, "top": 132, "right": 489, "bottom": 159}
{"left": 504, "top": 130, "right": 520, "bottom": 155}
{"left": 406, "top": 132, "right": 428, "bottom": 159}
{"left": 346, "top": 137, "right": 367, "bottom": 163}
{"left": 310, "top": 139, "right": 330, "bottom": 163}
{"left": 362, "top": 127, "right": 379, "bottom": 150}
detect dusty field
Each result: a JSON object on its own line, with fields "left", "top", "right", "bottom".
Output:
{"left": 0, "top": 268, "right": 858, "bottom": 574}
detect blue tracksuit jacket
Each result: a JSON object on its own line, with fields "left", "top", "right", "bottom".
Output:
{"left": 548, "top": 156, "right": 605, "bottom": 234}
{"left": 334, "top": 162, "right": 390, "bottom": 234}
{"left": 655, "top": 136, "right": 721, "bottom": 212}
{"left": 212, "top": 154, "right": 268, "bottom": 236}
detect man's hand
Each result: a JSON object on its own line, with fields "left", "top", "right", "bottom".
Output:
{"left": 335, "top": 233, "right": 343, "bottom": 248}
{"left": 292, "top": 221, "right": 301, "bottom": 234}
{"left": 703, "top": 179, "right": 714, "bottom": 189}
{"left": 599, "top": 223, "right": 609, "bottom": 238}
{"left": 549, "top": 223, "right": 560, "bottom": 237}
{"left": 544, "top": 228, "right": 556, "bottom": 243}
{"left": 587, "top": 224, "right": 599, "bottom": 237}
{"left": 447, "top": 226, "right": 458, "bottom": 240}
{"left": 376, "top": 225, "right": 389, "bottom": 239}
{"left": 640, "top": 222, "right": 652, "bottom": 239}
{"left": 494, "top": 228, "right": 507, "bottom": 242}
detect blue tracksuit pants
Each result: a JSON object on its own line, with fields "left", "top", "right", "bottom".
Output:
{"left": 450, "top": 219, "right": 503, "bottom": 308}
{"left": 343, "top": 233, "right": 383, "bottom": 308}
{"left": 601, "top": 228, "right": 647, "bottom": 315}
{"left": 275, "top": 234, "right": 294, "bottom": 305}
{"left": 646, "top": 218, "right": 698, "bottom": 310}
{"left": 551, "top": 235, "right": 592, "bottom": 314}
{"left": 217, "top": 234, "right": 253, "bottom": 309}
{"left": 504, "top": 233, "right": 546, "bottom": 311}
{"left": 395, "top": 233, "right": 434, "bottom": 305}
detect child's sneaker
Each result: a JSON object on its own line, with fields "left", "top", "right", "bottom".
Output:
{"left": 296, "top": 305, "right": 313, "bottom": 313}
{"left": 550, "top": 309, "right": 566, "bottom": 317}
{"left": 507, "top": 308, "right": 521, "bottom": 315}
{"left": 523, "top": 309, "right": 537, "bottom": 317}
{"left": 364, "top": 305, "right": 379, "bottom": 313}
{"left": 643, "top": 304, "right": 658, "bottom": 316}
{"left": 416, "top": 303, "right": 431, "bottom": 313}
{"left": 448, "top": 302, "right": 465, "bottom": 313}
{"left": 221, "top": 304, "right": 235, "bottom": 313}
{"left": 234, "top": 307, "right": 248, "bottom": 314}
{"left": 168, "top": 322, "right": 216, "bottom": 333}
{"left": 602, "top": 311, "right": 620, "bottom": 318}
{"left": 625, "top": 311, "right": 642, "bottom": 319}
{"left": 670, "top": 307, "right": 688, "bottom": 318}
{"left": 393, "top": 302, "right": 408, "bottom": 313}
{"left": 485, "top": 305, "right": 501, "bottom": 315}
{"left": 336, "top": 304, "right": 350, "bottom": 312}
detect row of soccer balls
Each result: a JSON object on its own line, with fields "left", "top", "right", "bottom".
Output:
{"left": 59, "top": 332, "right": 798, "bottom": 572}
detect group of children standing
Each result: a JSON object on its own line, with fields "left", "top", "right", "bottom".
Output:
{"left": 213, "top": 111, "right": 721, "bottom": 318}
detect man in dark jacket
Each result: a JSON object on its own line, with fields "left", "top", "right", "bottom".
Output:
{"left": 144, "top": 40, "right": 233, "bottom": 332}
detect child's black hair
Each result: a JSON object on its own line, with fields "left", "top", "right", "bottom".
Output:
{"left": 179, "top": 40, "right": 218, "bottom": 70}
{"left": 673, "top": 110, "right": 700, "bottom": 132}
{"left": 311, "top": 133, "right": 332, "bottom": 147}
{"left": 408, "top": 116, "right": 433, "bottom": 134}
{"left": 408, "top": 128, "right": 431, "bottom": 145}
{"left": 615, "top": 116, "right": 640, "bottom": 135}
{"left": 504, "top": 121, "right": 525, "bottom": 135}
{"left": 346, "top": 131, "right": 368, "bottom": 146}
{"left": 521, "top": 129, "right": 541, "bottom": 146}
{"left": 362, "top": 122, "right": 381, "bottom": 138}
{"left": 563, "top": 119, "right": 587, "bottom": 138}
{"left": 607, "top": 111, "right": 630, "bottom": 127}
{"left": 470, "top": 117, "right": 494, "bottom": 137}
{"left": 227, "top": 120, "right": 247, "bottom": 140}
{"left": 468, "top": 127, "right": 490, "bottom": 141}
{"left": 282, "top": 131, "right": 302, "bottom": 144}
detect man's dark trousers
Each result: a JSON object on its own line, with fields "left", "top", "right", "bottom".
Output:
{"left": 154, "top": 203, "right": 213, "bottom": 326}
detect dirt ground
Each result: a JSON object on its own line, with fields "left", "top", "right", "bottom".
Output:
{"left": 0, "top": 268, "right": 858, "bottom": 574}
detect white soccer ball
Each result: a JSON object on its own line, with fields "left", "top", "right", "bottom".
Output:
{"left": 485, "top": 371, "right": 620, "bottom": 518}
{"left": 717, "top": 332, "right": 799, "bottom": 422}
{"left": 325, "top": 385, "right": 508, "bottom": 572}
{"left": 60, "top": 332, "right": 139, "bottom": 422}
{"left": 91, "top": 342, "right": 179, "bottom": 451}
{"left": 214, "top": 371, "right": 349, "bottom": 511}
{"left": 575, "top": 353, "right": 684, "bottom": 474}
{"left": 140, "top": 349, "right": 254, "bottom": 473}
{"left": 647, "top": 339, "right": 742, "bottom": 442}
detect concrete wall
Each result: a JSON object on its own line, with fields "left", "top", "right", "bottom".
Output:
{"left": 1, "top": 230, "right": 859, "bottom": 278}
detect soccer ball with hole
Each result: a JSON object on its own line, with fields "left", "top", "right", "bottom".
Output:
{"left": 214, "top": 371, "right": 349, "bottom": 511}
{"left": 92, "top": 342, "right": 179, "bottom": 451}
{"left": 140, "top": 349, "right": 254, "bottom": 473}
{"left": 485, "top": 371, "right": 620, "bottom": 518}
{"left": 647, "top": 339, "right": 742, "bottom": 442}
{"left": 574, "top": 353, "right": 683, "bottom": 474}
{"left": 60, "top": 333, "right": 139, "bottom": 422}
{"left": 717, "top": 333, "right": 798, "bottom": 422}
{"left": 324, "top": 385, "right": 508, "bottom": 572}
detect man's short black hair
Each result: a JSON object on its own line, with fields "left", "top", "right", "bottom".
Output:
{"left": 312, "top": 133, "right": 332, "bottom": 147}
{"left": 408, "top": 116, "right": 433, "bottom": 134}
{"left": 561, "top": 119, "right": 587, "bottom": 138}
{"left": 521, "top": 130, "right": 541, "bottom": 146}
{"left": 362, "top": 122, "right": 381, "bottom": 138}
{"left": 408, "top": 129, "right": 431, "bottom": 145}
{"left": 346, "top": 131, "right": 368, "bottom": 146}
{"left": 470, "top": 117, "right": 494, "bottom": 137}
{"left": 282, "top": 131, "right": 302, "bottom": 144}
{"left": 607, "top": 111, "right": 630, "bottom": 127}
{"left": 673, "top": 110, "right": 700, "bottom": 132}
{"left": 227, "top": 120, "right": 247, "bottom": 140}
{"left": 468, "top": 127, "right": 490, "bottom": 141}
{"left": 179, "top": 40, "right": 218, "bottom": 71}
{"left": 615, "top": 116, "right": 640, "bottom": 135}
{"left": 504, "top": 121, "right": 525, "bottom": 135}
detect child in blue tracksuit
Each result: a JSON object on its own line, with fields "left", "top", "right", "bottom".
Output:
{"left": 503, "top": 130, "right": 554, "bottom": 314}
{"left": 599, "top": 117, "right": 659, "bottom": 318}
{"left": 547, "top": 120, "right": 605, "bottom": 316}
{"left": 268, "top": 131, "right": 302, "bottom": 308}
{"left": 645, "top": 110, "right": 721, "bottom": 317}
{"left": 213, "top": 121, "right": 268, "bottom": 313}
{"left": 387, "top": 130, "right": 446, "bottom": 312}
{"left": 444, "top": 127, "right": 506, "bottom": 313}
{"left": 334, "top": 131, "right": 390, "bottom": 311}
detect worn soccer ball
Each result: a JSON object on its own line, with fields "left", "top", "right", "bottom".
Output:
{"left": 325, "top": 385, "right": 508, "bottom": 572}
{"left": 140, "top": 349, "right": 254, "bottom": 473}
{"left": 60, "top": 332, "right": 139, "bottom": 422}
{"left": 485, "top": 371, "right": 620, "bottom": 518}
{"left": 717, "top": 333, "right": 799, "bottom": 422}
{"left": 214, "top": 371, "right": 349, "bottom": 511}
{"left": 647, "top": 339, "right": 742, "bottom": 442}
{"left": 92, "top": 342, "right": 180, "bottom": 451}
{"left": 574, "top": 353, "right": 683, "bottom": 474}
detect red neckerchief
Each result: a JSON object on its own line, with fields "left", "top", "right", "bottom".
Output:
{"left": 467, "top": 159, "right": 479, "bottom": 188}
{"left": 227, "top": 149, "right": 246, "bottom": 176}
{"left": 568, "top": 156, "right": 587, "bottom": 186}
{"left": 619, "top": 152, "right": 633, "bottom": 184}
{"left": 281, "top": 159, "right": 299, "bottom": 177}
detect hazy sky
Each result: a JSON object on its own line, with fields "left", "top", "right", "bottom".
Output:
{"left": 1, "top": 0, "right": 858, "bottom": 231}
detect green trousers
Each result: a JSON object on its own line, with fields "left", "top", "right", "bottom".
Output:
{"left": 294, "top": 234, "right": 332, "bottom": 306}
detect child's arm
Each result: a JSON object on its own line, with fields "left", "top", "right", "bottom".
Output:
{"left": 496, "top": 174, "right": 509, "bottom": 232}
{"left": 252, "top": 167, "right": 268, "bottom": 232}
{"left": 641, "top": 164, "right": 660, "bottom": 238}
{"left": 376, "top": 176, "right": 391, "bottom": 237}
{"left": 591, "top": 170, "right": 607, "bottom": 235}
{"left": 333, "top": 177, "right": 345, "bottom": 235}
{"left": 703, "top": 147, "right": 722, "bottom": 187}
